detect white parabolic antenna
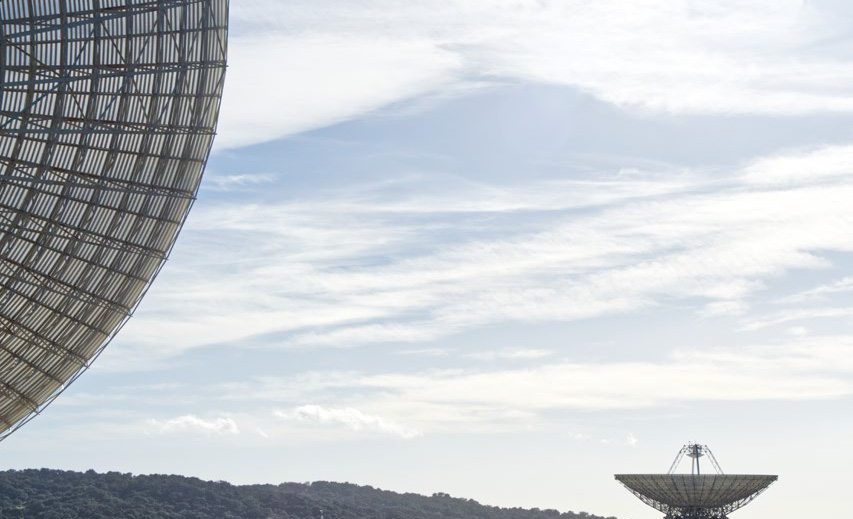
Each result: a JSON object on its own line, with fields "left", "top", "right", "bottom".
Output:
{"left": 616, "top": 444, "right": 777, "bottom": 519}
{"left": 0, "top": 0, "right": 228, "bottom": 440}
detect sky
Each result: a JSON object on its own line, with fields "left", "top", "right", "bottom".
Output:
{"left": 4, "top": 1, "right": 853, "bottom": 518}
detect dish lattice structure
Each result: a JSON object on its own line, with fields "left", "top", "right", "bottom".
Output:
{"left": 0, "top": 0, "right": 227, "bottom": 440}
{"left": 615, "top": 444, "right": 777, "bottom": 519}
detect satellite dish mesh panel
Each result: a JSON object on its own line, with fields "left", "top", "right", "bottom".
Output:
{"left": 615, "top": 474, "right": 778, "bottom": 516}
{"left": 616, "top": 445, "right": 777, "bottom": 519}
{"left": 0, "top": 0, "right": 227, "bottom": 439}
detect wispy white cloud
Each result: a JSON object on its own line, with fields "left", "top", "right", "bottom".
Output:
{"left": 105, "top": 143, "right": 853, "bottom": 370}
{"left": 187, "top": 335, "right": 853, "bottom": 434}
{"left": 740, "top": 307, "right": 853, "bottom": 331}
{"left": 219, "top": 372, "right": 366, "bottom": 405}
{"left": 700, "top": 300, "right": 750, "bottom": 317}
{"left": 777, "top": 276, "right": 853, "bottom": 304}
{"left": 203, "top": 173, "right": 278, "bottom": 191}
{"left": 219, "top": 0, "right": 853, "bottom": 149}
{"left": 466, "top": 349, "right": 554, "bottom": 361}
{"left": 788, "top": 326, "right": 809, "bottom": 337}
{"left": 275, "top": 405, "right": 421, "bottom": 439}
{"left": 79, "top": 329, "right": 853, "bottom": 437}
{"left": 146, "top": 415, "right": 240, "bottom": 436}
{"left": 743, "top": 145, "right": 853, "bottom": 186}
{"left": 356, "top": 344, "right": 852, "bottom": 419}
{"left": 217, "top": 34, "right": 462, "bottom": 149}
{"left": 396, "top": 348, "right": 450, "bottom": 357}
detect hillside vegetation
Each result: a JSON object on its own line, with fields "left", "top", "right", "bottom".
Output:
{"left": 0, "top": 469, "right": 617, "bottom": 519}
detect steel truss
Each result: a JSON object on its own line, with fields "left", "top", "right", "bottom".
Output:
{"left": 619, "top": 475, "right": 775, "bottom": 519}
{"left": 669, "top": 443, "right": 724, "bottom": 476}
{"left": 0, "top": 0, "right": 228, "bottom": 440}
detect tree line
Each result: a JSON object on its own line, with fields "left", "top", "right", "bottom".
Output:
{"left": 0, "top": 469, "right": 618, "bottom": 519}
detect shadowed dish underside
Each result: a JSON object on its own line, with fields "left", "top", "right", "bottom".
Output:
{"left": 615, "top": 474, "right": 777, "bottom": 516}
{"left": 616, "top": 444, "right": 777, "bottom": 519}
{"left": 0, "top": 0, "right": 227, "bottom": 440}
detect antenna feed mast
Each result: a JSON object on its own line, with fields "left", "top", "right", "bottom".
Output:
{"left": 668, "top": 443, "right": 724, "bottom": 475}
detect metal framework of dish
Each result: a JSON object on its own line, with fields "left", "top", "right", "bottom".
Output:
{"left": 615, "top": 444, "right": 777, "bottom": 519}
{"left": 0, "top": 0, "right": 227, "bottom": 440}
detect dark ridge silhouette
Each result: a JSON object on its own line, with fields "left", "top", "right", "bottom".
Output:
{"left": 0, "top": 469, "right": 617, "bottom": 519}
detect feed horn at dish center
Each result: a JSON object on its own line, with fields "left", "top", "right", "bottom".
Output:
{"left": 615, "top": 444, "right": 777, "bottom": 519}
{"left": 0, "top": 0, "right": 227, "bottom": 440}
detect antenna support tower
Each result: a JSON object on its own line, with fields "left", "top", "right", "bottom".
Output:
{"left": 668, "top": 443, "right": 724, "bottom": 475}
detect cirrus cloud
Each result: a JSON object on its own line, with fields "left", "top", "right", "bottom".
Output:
{"left": 219, "top": 0, "right": 853, "bottom": 149}
{"left": 146, "top": 415, "right": 240, "bottom": 436}
{"left": 275, "top": 405, "right": 421, "bottom": 439}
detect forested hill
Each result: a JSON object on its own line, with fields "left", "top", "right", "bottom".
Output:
{"left": 0, "top": 469, "right": 617, "bottom": 519}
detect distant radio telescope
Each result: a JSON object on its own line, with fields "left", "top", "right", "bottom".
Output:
{"left": 0, "top": 0, "right": 227, "bottom": 440}
{"left": 616, "top": 443, "right": 777, "bottom": 519}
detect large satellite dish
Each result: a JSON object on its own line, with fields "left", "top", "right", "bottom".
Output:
{"left": 0, "top": 0, "right": 227, "bottom": 440}
{"left": 616, "top": 444, "right": 777, "bottom": 519}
